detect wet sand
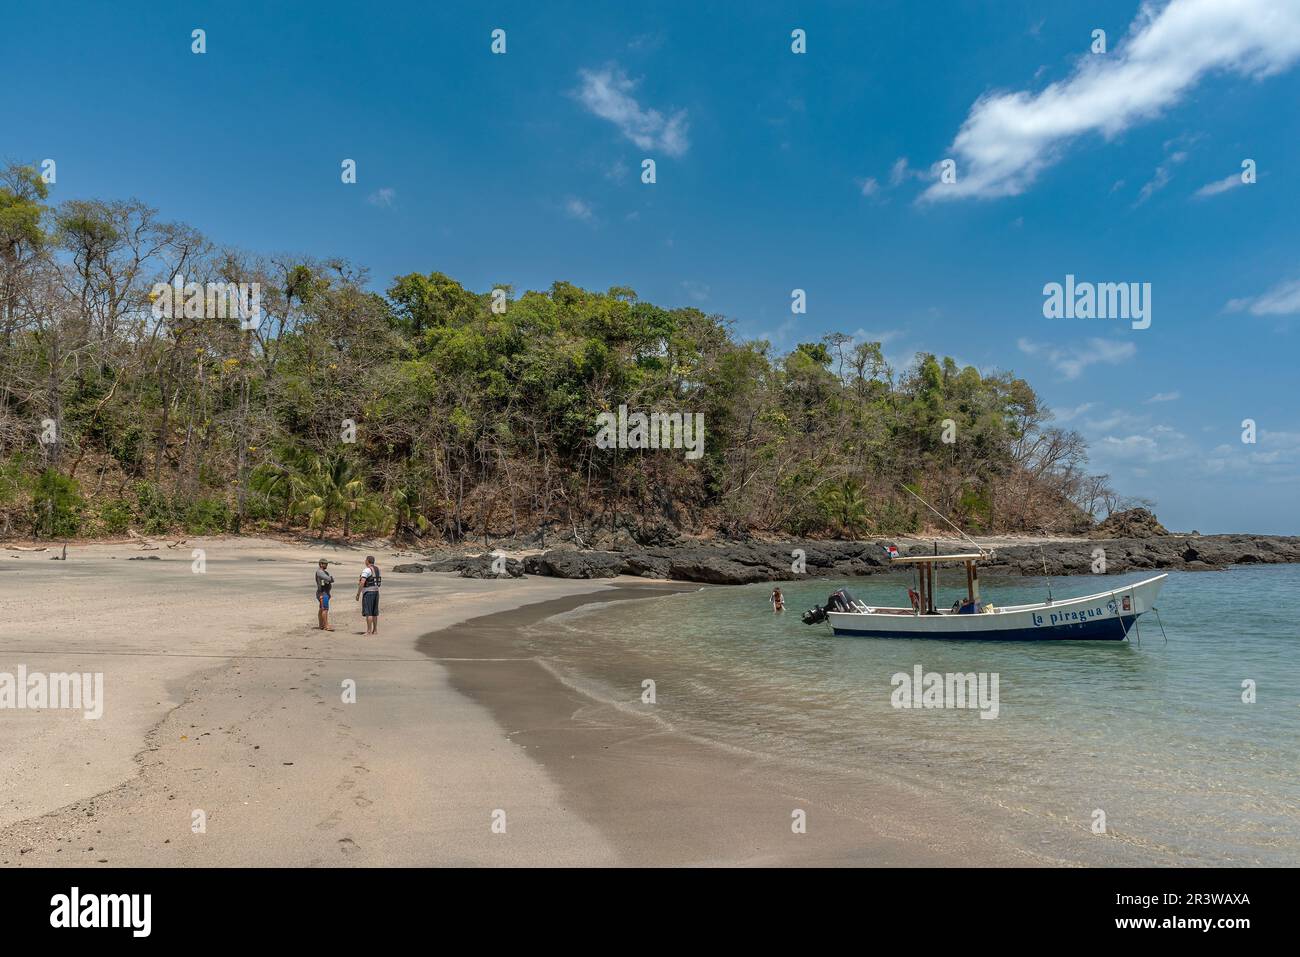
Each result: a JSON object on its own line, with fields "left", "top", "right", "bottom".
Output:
{"left": 418, "top": 587, "right": 1066, "bottom": 866}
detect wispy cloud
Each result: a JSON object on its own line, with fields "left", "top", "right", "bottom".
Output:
{"left": 1052, "top": 401, "right": 1097, "bottom": 422}
{"left": 367, "top": 187, "right": 396, "bottom": 207}
{"left": 680, "top": 280, "right": 710, "bottom": 303}
{"left": 1194, "top": 171, "right": 1245, "bottom": 197}
{"left": 1017, "top": 336, "right": 1136, "bottom": 380}
{"left": 1146, "top": 391, "right": 1181, "bottom": 403}
{"left": 1226, "top": 277, "right": 1300, "bottom": 316}
{"left": 1134, "top": 150, "right": 1188, "bottom": 205}
{"left": 890, "top": 156, "right": 929, "bottom": 186}
{"left": 851, "top": 328, "right": 905, "bottom": 346}
{"left": 923, "top": 0, "right": 1300, "bottom": 201}
{"left": 604, "top": 158, "right": 629, "bottom": 182}
{"left": 1096, "top": 425, "right": 1191, "bottom": 465}
{"left": 856, "top": 157, "right": 929, "bottom": 198}
{"left": 563, "top": 196, "right": 595, "bottom": 222}
{"left": 574, "top": 65, "right": 689, "bottom": 157}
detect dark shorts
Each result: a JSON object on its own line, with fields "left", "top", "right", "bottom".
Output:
{"left": 362, "top": 591, "right": 379, "bottom": 617}
{"left": 318, "top": 592, "right": 331, "bottom": 610}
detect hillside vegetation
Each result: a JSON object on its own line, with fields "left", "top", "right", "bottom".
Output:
{"left": 0, "top": 164, "right": 1142, "bottom": 543}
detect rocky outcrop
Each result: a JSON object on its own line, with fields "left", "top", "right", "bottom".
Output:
{"left": 522, "top": 550, "right": 623, "bottom": 579}
{"left": 518, "top": 534, "right": 1300, "bottom": 584}
{"left": 457, "top": 555, "right": 524, "bottom": 579}
{"left": 1089, "top": 508, "right": 1169, "bottom": 539}
{"left": 397, "top": 533, "right": 1300, "bottom": 586}
{"left": 394, "top": 556, "right": 524, "bottom": 577}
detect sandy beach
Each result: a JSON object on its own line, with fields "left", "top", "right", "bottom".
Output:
{"left": 2, "top": 536, "right": 1163, "bottom": 867}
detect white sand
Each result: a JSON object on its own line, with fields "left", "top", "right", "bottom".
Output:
{"left": 0, "top": 537, "right": 622, "bottom": 865}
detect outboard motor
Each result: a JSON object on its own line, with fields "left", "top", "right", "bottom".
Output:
{"left": 802, "top": 605, "right": 828, "bottom": 625}
{"left": 802, "top": 589, "right": 859, "bottom": 625}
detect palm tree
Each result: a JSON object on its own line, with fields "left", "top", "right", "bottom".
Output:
{"left": 251, "top": 445, "right": 314, "bottom": 526}
{"left": 299, "top": 453, "right": 365, "bottom": 538}
{"left": 391, "top": 488, "right": 430, "bottom": 543}
{"left": 822, "top": 479, "right": 870, "bottom": 538}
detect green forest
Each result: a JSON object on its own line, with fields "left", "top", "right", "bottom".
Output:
{"left": 0, "top": 164, "right": 1139, "bottom": 544}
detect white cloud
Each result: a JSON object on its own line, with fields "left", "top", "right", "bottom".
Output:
{"left": 1017, "top": 336, "right": 1136, "bottom": 379}
{"left": 563, "top": 196, "right": 595, "bottom": 222}
{"left": 889, "top": 156, "right": 930, "bottom": 186}
{"left": 574, "top": 65, "right": 689, "bottom": 157}
{"left": 1084, "top": 408, "right": 1149, "bottom": 432}
{"left": 1096, "top": 427, "right": 1191, "bottom": 465}
{"left": 1194, "top": 172, "right": 1245, "bottom": 197}
{"left": 1146, "top": 391, "right": 1181, "bottom": 403}
{"left": 924, "top": 0, "right": 1300, "bottom": 201}
{"left": 1202, "top": 429, "right": 1300, "bottom": 475}
{"left": 859, "top": 158, "right": 930, "bottom": 198}
{"left": 851, "top": 328, "right": 904, "bottom": 346}
{"left": 1134, "top": 149, "right": 1188, "bottom": 205}
{"left": 367, "top": 187, "right": 396, "bottom": 207}
{"left": 1052, "top": 401, "right": 1097, "bottom": 422}
{"left": 1226, "top": 277, "right": 1300, "bottom": 316}
{"left": 680, "top": 280, "right": 710, "bottom": 303}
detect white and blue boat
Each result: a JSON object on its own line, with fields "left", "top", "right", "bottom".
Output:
{"left": 803, "top": 552, "right": 1167, "bottom": 641}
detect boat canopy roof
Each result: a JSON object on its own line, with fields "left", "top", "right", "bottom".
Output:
{"left": 889, "top": 552, "right": 985, "bottom": 564}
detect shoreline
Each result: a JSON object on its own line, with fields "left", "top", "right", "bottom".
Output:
{"left": 0, "top": 536, "right": 1255, "bottom": 866}
{"left": 414, "top": 583, "right": 1167, "bottom": 866}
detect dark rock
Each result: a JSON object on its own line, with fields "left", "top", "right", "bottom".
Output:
{"left": 514, "top": 533, "right": 1300, "bottom": 584}
{"left": 458, "top": 555, "right": 524, "bottom": 579}
{"left": 667, "top": 555, "right": 773, "bottom": 585}
{"left": 620, "top": 554, "right": 672, "bottom": 579}
{"left": 393, "top": 563, "right": 426, "bottom": 573}
{"left": 633, "top": 522, "right": 681, "bottom": 547}
{"left": 421, "top": 557, "right": 469, "bottom": 573}
{"left": 1090, "top": 507, "right": 1169, "bottom": 538}
{"left": 523, "top": 550, "right": 623, "bottom": 579}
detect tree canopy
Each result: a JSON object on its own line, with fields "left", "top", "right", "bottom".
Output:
{"left": 0, "top": 166, "right": 1137, "bottom": 543}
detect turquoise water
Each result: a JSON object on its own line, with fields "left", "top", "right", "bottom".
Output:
{"left": 524, "top": 565, "right": 1300, "bottom": 865}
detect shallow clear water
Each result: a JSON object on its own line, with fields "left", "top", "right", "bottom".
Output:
{"left": 524, "top": 565, "right": 1300, "bottom": 865}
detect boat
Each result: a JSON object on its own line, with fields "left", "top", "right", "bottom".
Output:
{"left": 801, "top": 551, "right": 1167, "bottom": 641}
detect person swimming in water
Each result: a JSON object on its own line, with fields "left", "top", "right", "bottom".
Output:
{"left": 770, "top": 587, "right": 785, "bottom": 612}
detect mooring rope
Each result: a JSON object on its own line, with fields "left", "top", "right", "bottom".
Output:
{"left": 1153, "top": 606, "right": 1169, "bottom": 645}
{"left": 897, "top": 483, "right": 990, "bottom": 557}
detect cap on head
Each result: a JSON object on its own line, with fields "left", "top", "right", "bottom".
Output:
{"left": 365, "top": 555, "right": 375, "bottom": 564}
{"left": 318, "top": 559, "right": 329, "bottom": 566}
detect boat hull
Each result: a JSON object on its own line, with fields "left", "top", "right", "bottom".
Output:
{"left": 826, "top": 574, "right": 1166, "bottom": 641}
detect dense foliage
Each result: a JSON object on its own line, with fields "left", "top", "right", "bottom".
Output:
{"left": 0, "top": 165, "right": 1138, "bottom": 542}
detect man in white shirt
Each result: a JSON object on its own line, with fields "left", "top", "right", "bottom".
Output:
{"left": 355, "top": 555, "right": 381, "bottom": 635}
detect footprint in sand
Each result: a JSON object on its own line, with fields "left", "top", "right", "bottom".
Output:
{"left": 316, "top": 810, "right": 343, "bottom": 831}
{"left": 352, "top": 795, "right": 373, "bottom": 808}
{"left": 337, "top": 837, "right": 361, "bottom": 856}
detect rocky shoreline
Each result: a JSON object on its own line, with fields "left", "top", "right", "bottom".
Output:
{"left": 395, "top": 533, "right": 1300, "bottom": 586}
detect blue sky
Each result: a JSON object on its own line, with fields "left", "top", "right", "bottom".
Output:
{"left": 4, "top": 0, "right": 1299, "bottom": 533}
